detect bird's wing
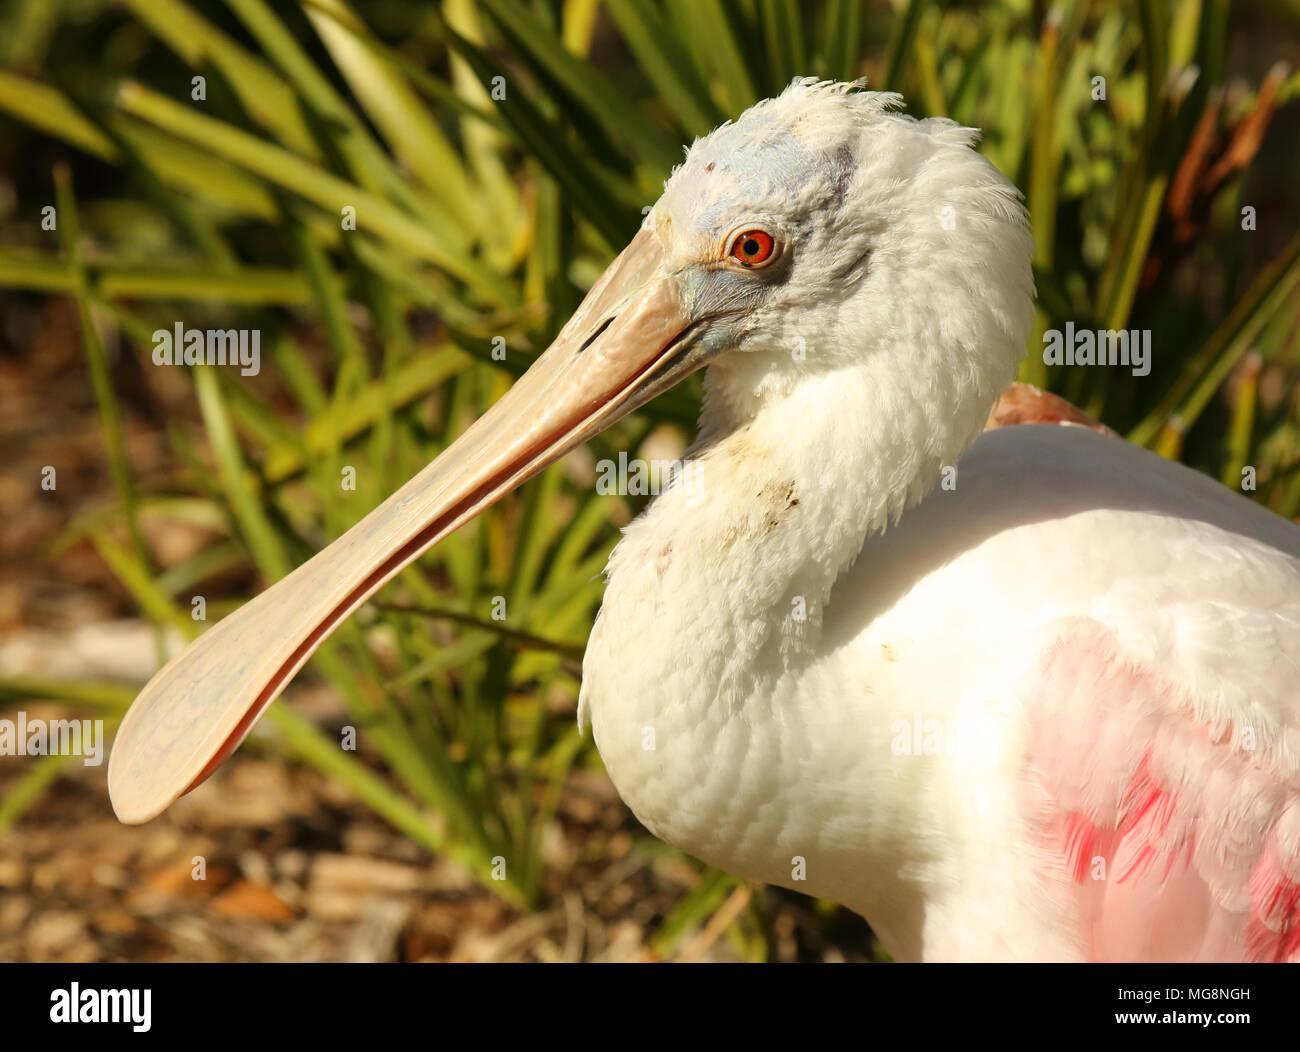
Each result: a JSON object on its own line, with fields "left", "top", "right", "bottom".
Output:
{"left": 1021, "top": 592, "right": 1300, "bottom": 962}
{"left": 829, "top": 424, "right": 1300, "bottom": 960}
{"left": 964, "top": 427, "right": 1300, "bottom": 961}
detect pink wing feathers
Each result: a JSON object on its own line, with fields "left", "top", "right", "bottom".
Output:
{"left": 1023, "top": 628, "right": 1300, "bottom": 962}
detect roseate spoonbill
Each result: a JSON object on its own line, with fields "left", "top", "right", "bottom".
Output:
{"left": 109, "top": 80, "right": 1300, "bottom": 962}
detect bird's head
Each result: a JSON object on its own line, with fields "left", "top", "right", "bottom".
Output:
{"left": 589, "top": 78, "right": 1036, "bottom": 412}
{"left": 108, "top": 80, "right": 1036, "bottom": 823}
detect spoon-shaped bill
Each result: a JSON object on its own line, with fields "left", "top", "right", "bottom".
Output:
{"left": 108, "top": 226, "right": 703, "bottom": 824}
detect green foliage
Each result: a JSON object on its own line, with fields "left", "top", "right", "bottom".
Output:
{"left": 1, "top": 0, "right": 1297, "bottom": 950}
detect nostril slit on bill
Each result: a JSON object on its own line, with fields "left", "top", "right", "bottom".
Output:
{"left": 579, "top": 316, "right": 616, "bottom": 353}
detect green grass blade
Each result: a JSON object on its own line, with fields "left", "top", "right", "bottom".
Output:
{"left": 1129, "top": 229, "right": 1300, "bottom": 447}
{"left": 821, "top": 0, "right": 867, "bottom": 85}
{"left": 116, "top": 81, "right": 511, "bottom": 304}
{"left": 480, "top": 0, "right": 683, "bottom": 170}
{"left": 192, "top": 363, "right": 293, "bottom": 581}
{"left": 0, "top": 71, "right": 117, "bottom": 159}
{"left": 121, "top": 0, "right": 319, "bottom": 156}
{"left": 759, "top": 0, "right": 805, "bottom": 93}
{"left": 882, "top": 0, "right": 926, "bottom": 94}
{"left": 604, "top": 0, "right": 724, "bottom": 137}
{"left": 435, "top": 24, "right": 637, "bottom": 250}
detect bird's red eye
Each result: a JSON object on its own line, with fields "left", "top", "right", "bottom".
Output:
{"left": 730, "top": 229, "right": 775, "bottom": 267}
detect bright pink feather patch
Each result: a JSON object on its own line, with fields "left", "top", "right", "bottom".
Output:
{"left": 1023, "top": 634, "right": 1300, "bottom": 962}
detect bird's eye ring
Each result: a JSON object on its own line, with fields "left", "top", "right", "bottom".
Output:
{"left": 729, "top": 229, "right": 776, "bottom": 268}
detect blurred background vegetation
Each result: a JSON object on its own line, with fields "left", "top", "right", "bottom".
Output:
{"left": 0, "top": 0, "right": 1298, "bottom": 961}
